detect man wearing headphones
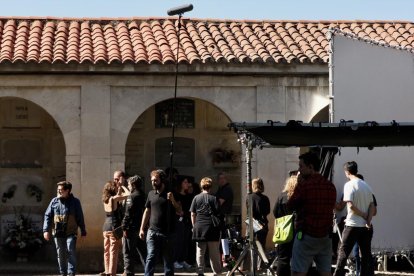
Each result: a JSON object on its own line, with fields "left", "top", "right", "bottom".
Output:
{"left": 139, "top": 169, "right": 182, "bottom": 276}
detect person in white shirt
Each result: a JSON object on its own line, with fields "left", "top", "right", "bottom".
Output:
{"left": 333, "top": 161, "right": 375, "bottom": 276}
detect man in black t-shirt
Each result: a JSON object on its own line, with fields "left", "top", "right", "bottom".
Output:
{"left": 139, "top": 169, "right": 182, "bottom": 276}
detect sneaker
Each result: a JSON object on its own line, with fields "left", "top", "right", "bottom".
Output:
{"left": 181, "top": 261, "right": 192, "bottom": 269}
{"left": 174, "top": 261, "right": 184, "bottom": 269}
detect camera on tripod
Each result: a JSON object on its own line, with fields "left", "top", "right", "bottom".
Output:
{"left": 226, "top": 225, "right": 246, "bottom": 252}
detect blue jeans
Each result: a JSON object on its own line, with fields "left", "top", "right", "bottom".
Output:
{"left": 54, "top": 235, "right": 77, "bottom": 275}
{"left": 145, "top": 229, "right": 175, "bottom": 276}
{"left": 291, "top": 233, "right": 332, "bottom": 273}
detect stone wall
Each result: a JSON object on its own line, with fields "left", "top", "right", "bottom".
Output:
{"left": 0, "top": 71, "right": 329, "bottom": 270}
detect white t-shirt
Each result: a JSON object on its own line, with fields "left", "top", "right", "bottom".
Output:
{"left": 343, "top": 178, "right": 373, "bottom": 227}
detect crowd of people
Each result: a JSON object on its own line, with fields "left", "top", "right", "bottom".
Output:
{"left": 41, "top": 151, "right": 377, "bottom": 276}
{"left": 272, "top": 153, "right": 376, "bottom": 276}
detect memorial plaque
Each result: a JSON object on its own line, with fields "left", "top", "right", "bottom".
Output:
{"left": 155, "top": 99, "right": 195, "bottom": 128}
{"left": 155, "top": 137, "right": 195, "bottom": 167}
{"left": 1, "top": 139, "right": 43, "bottom": 168}
{"left": 1, "top": 99, "right": 42, "bottom": 128}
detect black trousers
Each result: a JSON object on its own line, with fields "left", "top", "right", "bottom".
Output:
{"left": 276, "top": 241, "right": 293, "bottom": 276}
{"left": 123, "top": 230, "right": 147, "bottom": 275}
{"left": 333, "top": 226, "right": 373, "bottom": 276}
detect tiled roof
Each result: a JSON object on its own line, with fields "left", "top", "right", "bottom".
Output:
{"left": 0, "top": 17, "right": 413, "bottom": 65}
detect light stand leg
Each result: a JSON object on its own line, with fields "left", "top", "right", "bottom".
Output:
{"left": 246, "top": 139, "right": 256, "bottom": 276}
{"left": 228, "top": 134, "right": 275, "bottom": 276}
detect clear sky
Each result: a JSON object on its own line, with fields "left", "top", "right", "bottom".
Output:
{"left": 1, "top": 0, "right": 413, "bottom": 21}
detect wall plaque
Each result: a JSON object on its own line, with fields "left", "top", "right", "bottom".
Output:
{"left": 0, "top": 139, "right": 43, "bottom": 168}
{"left": 155, "top": 99, "right": 195, "bottom": 128}
{"left": 155, "top": 137, "right": 195, "bottom": 167}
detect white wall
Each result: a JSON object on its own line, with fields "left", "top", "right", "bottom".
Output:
{"left": 332, "top": 34, "right": 414, "bottom": 249}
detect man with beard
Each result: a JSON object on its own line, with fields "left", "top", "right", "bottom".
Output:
{"left": 139, "top": 169, "right": 182, "bottom": 276}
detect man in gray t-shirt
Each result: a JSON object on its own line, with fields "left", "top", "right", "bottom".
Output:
{"left": 333, "top": 161, "right": 375, "bottom": 276}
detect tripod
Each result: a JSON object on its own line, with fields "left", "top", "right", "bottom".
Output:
{"left": 226, "top": 134, "right": 276, "bottom": 276}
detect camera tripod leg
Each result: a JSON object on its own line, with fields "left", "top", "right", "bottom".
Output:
{"left": 226, "top": 244, "right": 249, "bottom": 276}
{"left": 226, "top": 241, "right": 276, "bottom": 276}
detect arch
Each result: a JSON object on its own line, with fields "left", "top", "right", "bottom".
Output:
{"left": 0, "top": 87, "right": 81, "bottom": 156}
{"left": 0, "top": 97, "right": 66, "bottom": 263}
{"left": 111, "top": 86, "right": 256, "bottom": 158}
{"left": 124, "top": 97, "right": 242, "bottom": 209}
{"left": 0, "top": 96, "right": 66, "bottom": 171}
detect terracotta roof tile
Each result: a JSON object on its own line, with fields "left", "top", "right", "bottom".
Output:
{"left": 128, "top": 21, "right": 147, "bottom": 63}
{"left": 115, "top": 22, "right": 134, "bottom": 63}
{"left": 13, "top": 21, "right": 29, "bottom": 62}
{"left": 27, "top": 20, "right": 42, "bottom": 62}
{"left": 140, "top": 21, "right": 162, "bottom": 64}
{"left": 0, "top": 18, "right": 413, "bottom": 65}
{"left": 199, "top": 22, "right": 224, "bottom": 62}
{"left": 186, "top": 22, "right": 212, "bottom": 62}
{"left": 66, "top": 21, "right": 80, "bottom": 63}
{"left": 0, "top": 20, "right": 16, "bottom": 62}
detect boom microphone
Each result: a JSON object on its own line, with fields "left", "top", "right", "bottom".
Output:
{"left": 167, "top": 4, "right": 193, "bottom": 16}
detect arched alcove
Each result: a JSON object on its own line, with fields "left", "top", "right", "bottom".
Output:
{"left": 0, "top": 97, "right": 66, "bottom": 264}
{"left": 125, "top": 97, "right": 242, "bottom": 212}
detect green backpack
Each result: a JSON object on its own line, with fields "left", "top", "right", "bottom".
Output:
{"left": 272, "top": 214, "right": 294, "bottom": 244}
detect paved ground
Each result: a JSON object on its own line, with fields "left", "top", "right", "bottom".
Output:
{"left": 3, "top": 271, "right": 414, "bottom": 276}
{"left": 1, "top": 262, "right": 413, "bottom": 276}
{"left": 0, "top": 274, "right": 219, "bottom": 276}
{"left": 3, "top": 272, "right": 414, "bottom": 276}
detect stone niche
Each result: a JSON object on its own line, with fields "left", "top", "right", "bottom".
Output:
{"left": 126, "top": 97, "right": 242, "bottom": 209}
{"left": 0, "top": 98, "right": 65, "bottom": 258}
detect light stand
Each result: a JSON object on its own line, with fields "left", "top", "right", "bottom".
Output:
{"left": 166, "top": 4, "right": 193, "bottom": 233}
{"left": 226, "top": 132, "right": 275, "bottom": 276}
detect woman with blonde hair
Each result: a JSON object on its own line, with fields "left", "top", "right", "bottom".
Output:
{"left": 272, "top": 172, "right": 298, "bottom": 276}
{"left": 101, "top": 181, "right": 130, "bottom": 276}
